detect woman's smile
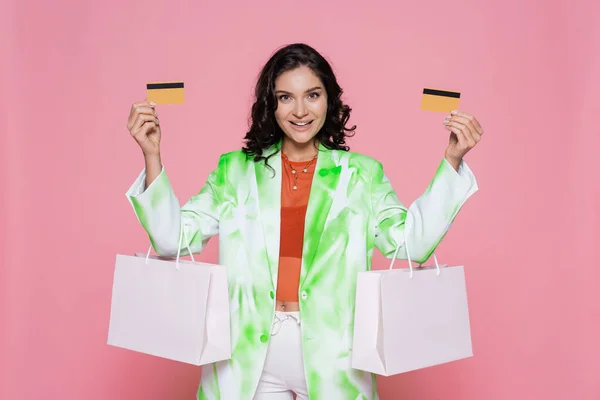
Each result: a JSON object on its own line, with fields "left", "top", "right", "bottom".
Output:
{"left": 289, "top": 120, "right": 313, "bottom": 131}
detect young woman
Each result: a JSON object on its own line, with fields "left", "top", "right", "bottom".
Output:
{"left": 125, "top": 43, "right": 483, "bottom": 400}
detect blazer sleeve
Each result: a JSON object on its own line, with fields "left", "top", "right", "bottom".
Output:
{"left": 371, "top": 157, "right": 478, "bottom": 264}
{"left": 125, "top": 155, "right": 227, "bottom": 257}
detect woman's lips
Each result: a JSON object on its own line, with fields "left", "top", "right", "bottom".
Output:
{"left": 289, "top": 120, "right": 313, "bottom": 132}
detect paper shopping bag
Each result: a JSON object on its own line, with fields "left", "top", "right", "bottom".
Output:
{"left": 107, "top": 253, "right": 231, "bottom": 366}
{"left": 351, "top": 262, "right": 473, "bottom": 376}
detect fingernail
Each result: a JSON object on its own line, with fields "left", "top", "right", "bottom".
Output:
{"left": 150, "top": 102, "right": 156, "bottom": 106}
{"left": 451, "top": 110, "right": 458, "bottom": 115}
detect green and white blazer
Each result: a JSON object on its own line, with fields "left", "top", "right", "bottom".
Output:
{"left": 126, "top": 141, "right": 478, "bottom": 400}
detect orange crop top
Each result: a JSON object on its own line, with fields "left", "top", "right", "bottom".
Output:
{"left": 275, "top": 153, "right": 316, "bottom": 302}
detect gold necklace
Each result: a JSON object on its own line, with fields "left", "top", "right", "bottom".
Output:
{"left": 284, "top": 154, "right": 317, "bottom": 191}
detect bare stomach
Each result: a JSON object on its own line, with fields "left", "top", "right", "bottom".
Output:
{"left": 276, "top": 300, "right": 299, "bottom": 312}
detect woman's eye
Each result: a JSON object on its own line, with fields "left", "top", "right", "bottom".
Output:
{"left": 279, "top": 95, "right": 290, "bottom": 101}
{"left": 308, "top": 92, "right": 320, "bottom": 99}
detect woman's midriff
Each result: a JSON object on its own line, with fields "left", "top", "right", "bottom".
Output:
{"left": 275, "top": 256, "right": 301, "bottom": 310}
{"left": 276, "top": 301, "right": 300, "bottom": 312}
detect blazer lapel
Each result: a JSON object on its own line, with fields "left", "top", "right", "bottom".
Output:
{"left": 254, "top": 142, "right": 282, "bottom": 289}
{"left": 300, "top": 145, "right": 341, "bottom": 287}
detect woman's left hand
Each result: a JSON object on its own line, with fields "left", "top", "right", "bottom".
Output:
{"left": 443, "top": 110, "right": 484, "bottom": 169}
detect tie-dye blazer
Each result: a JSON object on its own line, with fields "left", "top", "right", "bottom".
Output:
{"left": 126, "top": 141, "right": 478, "bottom": 399}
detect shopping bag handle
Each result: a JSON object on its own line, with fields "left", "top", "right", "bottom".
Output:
{"left": 388, "top": 222, "right": 441, "bottom": 279}
{"left": 143, "top": 223, "right": 196, "bottom": 270}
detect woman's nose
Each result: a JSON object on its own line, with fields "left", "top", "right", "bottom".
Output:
{"left": 293, "top": 101, "right": 308, "bottom": 118}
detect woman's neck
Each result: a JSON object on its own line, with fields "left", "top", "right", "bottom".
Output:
{"left": 281, "top": 138, "right": 319, "bottom": 162}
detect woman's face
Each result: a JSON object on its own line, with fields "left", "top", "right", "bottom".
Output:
{"left": 274, "top": 66, "right": 328, "bottom": 147}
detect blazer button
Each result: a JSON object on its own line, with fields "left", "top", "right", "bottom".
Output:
{"left": 260, "top": 334, "right": 268, "bottom": 343}
{"left": 301, "top": 291, "right": 308, "bottom": 300}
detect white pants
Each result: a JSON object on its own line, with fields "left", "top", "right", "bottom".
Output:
{"left": 254, "top": 311, "right": 309, "bottom": 400}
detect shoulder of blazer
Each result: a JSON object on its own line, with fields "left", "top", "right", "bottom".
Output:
{"left": 217, "top": 141, "right": 282, "bottom": 175}
{"left": 215, "top": 150, "right": 260, "bottom": 188}
{"left": 336, "top": 150, "right": 382, "bottom": 173}
{"left": 218, "top": 143, "right": 280, "bottom": 169}
{"left": 219, "top": 149, "right": 250, "bottom": 168}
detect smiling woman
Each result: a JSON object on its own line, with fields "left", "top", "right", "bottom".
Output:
{"left": 125, "top": 42, "right": 482, "bottom": 400}
{"left": 273, "top": 71, "right": 328, "bottom": 157}
{"left": 242, "top": 43, "right": 356, "bottom": 167}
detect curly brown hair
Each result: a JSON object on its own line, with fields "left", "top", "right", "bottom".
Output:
{"left": 242, "top": 43, "right": 356, "bottom": 167}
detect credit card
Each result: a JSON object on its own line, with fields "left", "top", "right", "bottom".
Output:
{"left": 146, "top": 82, "right": 184, "bottom": 104}
{"left": 420, "top": 88, "right": 460, "bottom": 112}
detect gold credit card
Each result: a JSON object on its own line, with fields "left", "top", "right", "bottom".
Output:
{"left": 146, "top": 82, "right": 184, "bottom": 104}
{"left": 420, "top": 88, "right": 460, "bottom": 112}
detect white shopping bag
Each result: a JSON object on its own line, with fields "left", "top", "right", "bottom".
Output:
{"left": 107, "top": 230, "right": 231, "bottom": 366}
{"left": 351, "top": 233, "right": 473, "bottom": 376}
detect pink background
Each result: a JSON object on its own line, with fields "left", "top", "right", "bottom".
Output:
{"left": 2, "top": 0, "right": 599, "bottom": 399}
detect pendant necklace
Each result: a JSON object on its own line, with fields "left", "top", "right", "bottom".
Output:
{"left": 284, "top": 153, "right": 317, "bottom": 191}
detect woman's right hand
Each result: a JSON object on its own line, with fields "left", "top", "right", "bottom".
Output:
{"left": 127, "top": 100, "right": 161, "bottom": 156}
